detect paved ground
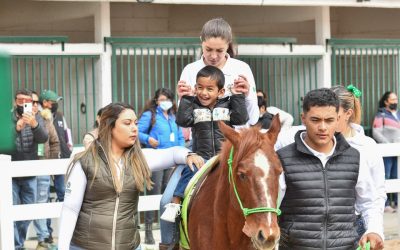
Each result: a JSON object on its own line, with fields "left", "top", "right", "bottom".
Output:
{"left": 24, "top": 212, "right": 400, "bottom": 249}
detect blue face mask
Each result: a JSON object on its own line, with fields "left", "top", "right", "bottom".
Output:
{"left": 159, "top": 101, "right": 173, "bottom": 111}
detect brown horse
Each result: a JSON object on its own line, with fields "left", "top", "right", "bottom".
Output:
{"left": 187, "top": 115, "right": 283, "bottom": 250}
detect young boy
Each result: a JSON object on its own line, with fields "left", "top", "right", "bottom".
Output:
{"left": 160, "top": 65, "right": 249, "bottom": 222}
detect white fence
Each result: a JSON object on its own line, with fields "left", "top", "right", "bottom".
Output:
{"left": 1, "top": 143, "right": 400, "bottom": 249}
{"left": 0, "top": 151, "right": 162, "bottom": 250}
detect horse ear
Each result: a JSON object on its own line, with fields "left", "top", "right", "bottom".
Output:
{"left": 218, "top": 121, "right": 240, "bottom": 145}
{"left": 264, "top": 114, "right": 281, "bottom": 144}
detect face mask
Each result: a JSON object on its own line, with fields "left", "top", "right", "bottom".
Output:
{"left": 16, "top": 105, "right": 24, "bottom": 116}
{"left": 389, "top": 103, "right": 398, "bottom": 111}
{"left": 51, "top": 103, "right": 58, "bottom": 113}
{"left": 159, "top": 101, "right": 173, "bottom": 111}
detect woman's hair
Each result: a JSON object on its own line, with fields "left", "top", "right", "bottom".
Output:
{"left": 331, "top": 85, "right": 362, "bottom": 124}
{"left": 140, "top": 87, "right": 177, "bottom": 122}
{"left": 378, "top": 91, "right": 395, "bottom": 108}
{"left": 67, "top": 102, "right": 152, "bottom": 192}
{"left": 200, "top": 17, "right": 236, "bottom": 58}
{"left": 94, "top": 107, "right": 104, "bottom": 128}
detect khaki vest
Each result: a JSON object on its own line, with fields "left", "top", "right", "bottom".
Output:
{"left": 71, "top": 144, "right": 140, "bottom": 250}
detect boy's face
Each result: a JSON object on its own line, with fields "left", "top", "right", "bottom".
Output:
{"left": 301, "top": 105, "right": 338, "bottom": 153}
{"left": 195, "top": 76, "right": 225, "bottom": 108}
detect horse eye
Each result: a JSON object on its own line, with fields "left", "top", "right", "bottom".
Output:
{"left": 238, "top": 172, "right": 246, "bottom": 180}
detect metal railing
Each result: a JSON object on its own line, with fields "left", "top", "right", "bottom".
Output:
{"left": 328, "top": 38, "right": 400, "bottom": 133}
{"left": 105, "top": 36, "right": 321, "bottom": 124}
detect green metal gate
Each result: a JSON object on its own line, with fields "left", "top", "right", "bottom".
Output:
{"left": 106, "top": 37, "right": 201, "bottom": 113}
{"left": 239, "top": 55, "right": 320, "bottom": 124}
{"left": 107, "top": 37, "right": 320, "bottom": 124}
{"left": 11, "top": 55, "right": 100, "bottom": 144}
{"left": 329, "top": 39, "right": 400, "bottom": 132}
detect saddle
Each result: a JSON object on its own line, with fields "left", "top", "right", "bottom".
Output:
{"left": 179, "top": 155, "right": 220, "bottom": 249}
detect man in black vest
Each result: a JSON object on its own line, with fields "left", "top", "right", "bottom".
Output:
{"left": 40, "top": 89, "right": 72, "bottom": 243}
{"left": 277, "top": 88, "right": 383, "bottom": 250}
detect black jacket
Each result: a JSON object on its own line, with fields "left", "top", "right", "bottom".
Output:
{"left": 176, "top": 94, "right": 248, "bottom": 159}
{"left": 277, "top": 131, "right": 360, "bottom": 250}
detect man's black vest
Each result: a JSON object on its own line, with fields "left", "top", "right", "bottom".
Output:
{"left": 53, "top": 111, "right": 71, "bottom": 158}
{"left": 277, "top": 131, "right": 360, "bottom": 250}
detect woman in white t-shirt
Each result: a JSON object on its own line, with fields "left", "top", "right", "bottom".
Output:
{"left": 159, "top": 17, "right": 259, "bottom": 249}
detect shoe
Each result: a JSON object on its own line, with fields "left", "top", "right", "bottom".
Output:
{"left": 144, "top": 223, "right": 155, "bottom": 245}
{"left": 384, "top": 205, "right": 396, "bottom": 213}
{"left": 36, "top": 241, "right": 49, "bottom": 250}
{"left": 160, "top": 203, "right": 181, "bottom": 223}
{"left": 45, "top": 235, "right": 54, "bottom": 244}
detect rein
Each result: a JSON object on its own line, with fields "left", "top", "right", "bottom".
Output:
{"left": 227, "top": 147, "right": 282, "bottom": 217}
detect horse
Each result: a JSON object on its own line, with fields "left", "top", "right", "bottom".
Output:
{"left": 187, "top": 115, "right": 283, "bottom": 250}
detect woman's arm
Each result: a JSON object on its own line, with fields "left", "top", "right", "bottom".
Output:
{"left": 58, "top": 161, "right": 86, "bottom": 250}
{"left": 142, "top": 146, "right": 190, "bottom": 171}
{"left": 138, "top": 111, "right": 152, "bottom": 146}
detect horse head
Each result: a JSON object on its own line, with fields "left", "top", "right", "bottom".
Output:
{"left": 218, "top": 115, "right": 283, "bottom": 250}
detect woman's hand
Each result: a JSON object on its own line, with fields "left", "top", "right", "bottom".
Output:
{"left": 233, "top": 74, "right": 250, "bottom": 96}
{"left": 186, "top": 153, "right": 204, "bottom": 171}
{"left": 177, "top": 80, "right": 194, "bottom": 99}
{"left": 148, "top": 137, "right": 159, "bottom": 148}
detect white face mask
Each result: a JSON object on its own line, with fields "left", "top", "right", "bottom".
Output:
{"left": 159, "top": 101, "right": 173, "bottom": 111}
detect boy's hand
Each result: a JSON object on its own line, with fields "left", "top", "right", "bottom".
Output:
{"left": 233, "top": 75, "right": 250, "bottom": 96}
{"left": 358, "top": 233, "right": 383, "bottom": 250}
{"left": 177, "top": 80, "right": 193, "bottom": 98}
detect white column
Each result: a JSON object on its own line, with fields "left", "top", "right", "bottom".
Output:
{"left": 315, "top": 6, "right": 331, "bottom": 88}
{"left": 94, "top": 2, "right": 112, "bottom": 107}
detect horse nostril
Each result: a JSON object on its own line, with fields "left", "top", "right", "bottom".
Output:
{"left": 257, "top": 230, "right": 266, "bottom": 242}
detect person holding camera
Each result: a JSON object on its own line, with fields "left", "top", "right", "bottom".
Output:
{"left": 12, "top": 89, "right": 48, "bottom": 250}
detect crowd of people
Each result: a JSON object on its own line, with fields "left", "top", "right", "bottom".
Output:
{"left": 8, "top": 17, "right": 397, "bottom": 250}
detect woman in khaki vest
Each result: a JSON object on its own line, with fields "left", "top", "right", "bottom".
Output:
{"left": 58, "top": 102, "right": 203, "bottom": 250}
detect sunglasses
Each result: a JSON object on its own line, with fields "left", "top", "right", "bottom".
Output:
{"left": 32, "top": 101, "right": 39, "bottom": 105}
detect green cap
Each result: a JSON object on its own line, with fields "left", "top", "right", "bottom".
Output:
{"left": 40, "top": 89, "right": 62, "bottom": 102}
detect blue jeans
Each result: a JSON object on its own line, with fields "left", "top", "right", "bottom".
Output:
{"left": 384, "top": 156, "right": 398, "bottom": 206}
{"left": 160, "top": 165, "right": 185, "bottom": 244}
{"left": 46, "top": 174, "right": 66, "bottom": 237}
{"left": 33, "top": 175, "right": 51, "bottom": 241}
{"left": 145, "top": 169, "right": 173, "bottom": 225}
{"left": 174, "top": 166, "right": 198, "bottom": 198}
{"left": 12, "top": 177, "right": 37, "bottom": 249}
{"left": 53, "top": 174, "right": 65, "bottom": 202}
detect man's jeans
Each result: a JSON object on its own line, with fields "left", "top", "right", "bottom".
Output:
{"left": 54, "top": 174, "right": 65, "bottom": 202}
{"left": 33, "top": 175, "right": 51, "bottom": 241}
{"left": 13, "top": 177, "right": 37, "bottom": 249}
{"left": 159, "top": 165, "right": 185, "bottom": 244}
{"left": 46, "top": 174, "right": 66, "bottom": 237}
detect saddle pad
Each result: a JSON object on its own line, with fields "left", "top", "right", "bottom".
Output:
{"left": 179, "top": 155, "right": 220, "bottom": 249}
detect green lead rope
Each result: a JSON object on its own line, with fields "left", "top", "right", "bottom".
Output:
{"left": 356, "top": 241, "right": 370, "bottom": 250}
{"left": 227, "top": 147, "right": 281, "bottom": 217}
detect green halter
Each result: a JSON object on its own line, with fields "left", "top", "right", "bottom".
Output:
{"left": 227, "top": 147, "right": 282, "bottom": 217}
